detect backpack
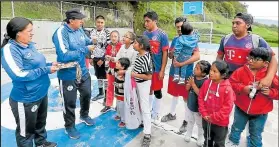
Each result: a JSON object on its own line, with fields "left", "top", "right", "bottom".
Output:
{"left": 223, "top": 32, "right": 260, "bottom": 48}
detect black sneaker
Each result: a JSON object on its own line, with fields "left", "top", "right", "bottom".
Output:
{"left": 37, "top": 141, "right": 57, "bottom": 147}
{"left": 142, "top": 134, "right": 151, "bottom": 147}
{"left": 139, "top": 123, "right": 144, "bottom": 128}
{"left": 161, "top": 113, "right": 176, "bottom": 122}
{"left": 179, "top": 120, "right": 188, "bottom": 133}
{"left": 100, "top": 106, "right": 111, "bottom": 113}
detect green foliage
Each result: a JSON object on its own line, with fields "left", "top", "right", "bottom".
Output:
{"left": 1, "top": 1, "right": 277, "bottom": 46}
{"left": 133, "top": 1, "right": 278, "bottom": 46}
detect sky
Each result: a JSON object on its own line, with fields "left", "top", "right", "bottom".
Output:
{"left": 241, "top": 1, "right": 278, "bottom": 20}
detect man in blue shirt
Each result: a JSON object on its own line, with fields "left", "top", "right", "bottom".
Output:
{"left": 52, "top": 8, "right": 95, "bottom": 139}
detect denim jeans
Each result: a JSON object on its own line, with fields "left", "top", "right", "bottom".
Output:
{"left": 229, "top": 106, "right": 268, "bottom": 147}
{"left": 174, "top": 55, "right": 190, "bottom": 79}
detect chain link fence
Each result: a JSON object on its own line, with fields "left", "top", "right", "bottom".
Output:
{"left": 1, "top": 1, "right": 133, "bottom": 28}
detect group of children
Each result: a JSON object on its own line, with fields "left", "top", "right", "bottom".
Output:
{"left": 89, "top": 14, "right": 278, "bottom": 147}
{"left": 175, "top": 48, "right": 277, "bottom": 147}
{"left": 169, "top": 21, "right": 278, "bottom": 147}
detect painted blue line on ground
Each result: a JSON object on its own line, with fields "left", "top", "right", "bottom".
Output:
{"left": 1, "top": 111, "right": 142, "bottom": 147}
{"left": 1, "top": 73, "right": 143, "bottom": 147}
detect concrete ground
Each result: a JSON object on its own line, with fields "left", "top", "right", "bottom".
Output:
{"left": 1, "top": 47, "right": 278, "bottom": 147}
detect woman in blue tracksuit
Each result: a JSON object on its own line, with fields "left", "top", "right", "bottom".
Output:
{"left": 1, "top": 17, "right": 58, "bottom": 147}
{"left": 52, "top": 8, "right": 95, "bottom": 139}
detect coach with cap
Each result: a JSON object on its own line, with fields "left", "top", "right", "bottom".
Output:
{"left": 52, "top": 8, "right": 96, "bottom": 139}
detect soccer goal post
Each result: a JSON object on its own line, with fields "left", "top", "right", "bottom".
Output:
{"left": 189, "top": 21, "right": 213, "bottom": 44}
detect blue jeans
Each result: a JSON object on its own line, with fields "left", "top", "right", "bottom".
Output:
{"left": 229, "top": 106, "right": 268, "bottom": 147}
{"left": 174, "top": 55, "right": 190, "bottom": 79}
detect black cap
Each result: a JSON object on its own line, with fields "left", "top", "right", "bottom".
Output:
{"left": 65, "top": 8, "right": 86, "bottom": 20}
{"left": 234, "top": 13, "right": 253, "bottom": 31}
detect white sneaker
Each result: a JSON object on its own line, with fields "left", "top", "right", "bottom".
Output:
{"left": 196, "top": 135, "right": 205, "bottom": 146}
{"left": 184, "top": 133, "right": 191, "bottom": 142}
{"left": 225, "top": 140, "right": 238, "bottom": 147}
{"left": 178, "top": 78, "right": 185, "bottom": 85}
{"left": 173, "top": 75, "right": 179, "bottom": 82}
{"left": 151, "top": 114, "right": 160, "bottom": 125}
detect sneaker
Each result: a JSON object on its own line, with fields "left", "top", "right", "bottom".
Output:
{"left": 65, "top": 127, "right": 80, "bottom": 139}
{"left": 80, "top": 116, "right": 94, "bottom": 126}
{"left": 173, "top": 75, "right": 180, "bottom": 82}
{"left": 114, "top": 115, "right": 121, "bottom": 121}
{"left": 139, "top": 123, "right": 144, "bottom": 128}
{"left": 178, "top": 78, "right": 185, "bottom": 85}
{"left": 151, "top": 114, "right": 160, "bottom": 125}
{"left": 100, "top": 106, "right": 111, "bottom": 113}
{"left": 37, "top": 141, "right": 57, "bottom": 147}
{"left": 196, "top": 135, "right": 205, "bottom": 146}
{"left": 118, "top": 122, "right": 126, "bottom": 128}
{"left": 225, "top": 140, "right": 239, "bottom": 147}
{"left": 161, "top": 113, "right": 176, "bottom": 122}
{"left": 142, "top": 134, "right": 151, "bottom": 147}
{"left": 179, "top": 120, "right": 188, "bottom": 133}
{"left": 184, "top": 133, "right": 191, "bottom": 142}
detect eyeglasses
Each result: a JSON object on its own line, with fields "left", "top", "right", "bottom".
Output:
{"left": 247, "top": 56, "right": 263, "bottom": 62}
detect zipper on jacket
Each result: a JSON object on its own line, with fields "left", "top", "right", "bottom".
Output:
{"left": 247, "top": 75, "right": 256, "bottom": 114}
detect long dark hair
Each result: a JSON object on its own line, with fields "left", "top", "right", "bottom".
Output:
{"left": 1, "top": 17, "right": 32, "bottom": 48}
{"left": 135, "top": 35, "right": 150, "bottom": 52}
{"left": 135, "top": 35, "right": 154, "bottom": 71}
{"left": 212, "top": 60, "right": 229, "bottom": 79}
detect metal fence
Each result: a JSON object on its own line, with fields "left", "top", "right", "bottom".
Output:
{"left": 1, "top": 1, "right": 134, "bottom": 28}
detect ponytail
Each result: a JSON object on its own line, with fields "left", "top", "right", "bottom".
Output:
{"left": 1, "top": 34, "right": 10, "bottom": 48}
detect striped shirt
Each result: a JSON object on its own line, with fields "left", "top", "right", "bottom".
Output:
{"left": 90, "top": 28, "right": 110, "bottom": 58}
{"left": 133, "top": 52, "right": 153, "bottom": 82}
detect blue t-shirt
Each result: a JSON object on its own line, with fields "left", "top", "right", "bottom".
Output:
{"left": 217, "top": 34, "right": 272, "bottom": 72}
{"left": 143, "top": 29, "right": 169, "bottom": 73}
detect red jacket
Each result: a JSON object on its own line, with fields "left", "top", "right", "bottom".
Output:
{"left": 198, "top": 79, "right": 235, "bottom": 127}
{"left": 105, "top": 42, "right": 122, "bottom": 68}
{"left": 229, "top": 64, "right": 278, "bottom": 115}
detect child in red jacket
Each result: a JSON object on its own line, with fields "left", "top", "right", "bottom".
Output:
{"left": 198, "top": 60, "right": 235, "bottom": 147}
{"left": 101, "top": 30, "right": 122, "bottom": 113}
{"left": 226, "top": 47, "right": 278, "bottom": 147}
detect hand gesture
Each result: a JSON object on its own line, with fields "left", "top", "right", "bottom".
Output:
{"left": 158, "top": 71, "right": 164, "bottom": 80}
{"left": 173, "top": 58, "right": 182, "bottom": 67}
{"left": 131, "top": 72, "right": 136, "bottom": 78}
{"left": 97, "top": 60, "right": 104, "bottom": 67}
{"left": 243, "top": 85, "right": 252, "bottom": 95}
{"left": 88, "top": 45, "right": 95, "bottom": 52}
{"left": 261, "top": 87, "right": 270, "bottom": 96}
{"left": 50, "top": 65, "right": 59, "bottom": 74}
{"left": 204, "top": 116, "right": 211, "bottom": 122}
{"left": 187, "top": 76, "right": 195, "bottom": 86}
{"left": 105, "top": 55, "right": 112, "bottom": 61}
